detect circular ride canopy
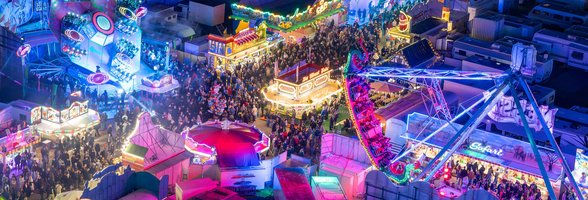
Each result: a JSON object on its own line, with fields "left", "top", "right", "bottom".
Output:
{"left": 185, "top": 121, "right": 269, "bottom": 168}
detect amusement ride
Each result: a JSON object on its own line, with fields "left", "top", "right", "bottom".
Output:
{"left": 344, "top": 41, "right": 584, "bottom": 199}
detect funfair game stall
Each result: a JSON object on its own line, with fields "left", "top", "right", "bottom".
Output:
{"left": 30, "top": 101, "right": 100, "bottom": 138}
{"left": 0, "top": 128, "right": 41, "bottom": 165}
{"left": 207, "top": 21, "right": 282, "bottom": 71}
{"left": 230, "top": 0, "right": 345, "bottom": 43}
{"left": 262, "top": 61, "right": 342, "bottom": 117}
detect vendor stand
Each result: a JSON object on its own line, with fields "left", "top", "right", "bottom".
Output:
{"left": 30, "top": 101, "right": 100, "bottom": 139}
{"left": 403, "top": 112, "right": 563, "bottom": 199}
{"left": 262, "top": 61, "right": 342, "bottom": 118}
{"left": 207, "top": 21, "right": 282, "bottom": 71}
{"left": 0, "top": 128, "right": 41, "bottom": 164}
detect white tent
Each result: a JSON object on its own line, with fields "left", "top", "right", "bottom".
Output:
{"left": 126, "top": 112, "right": 185, "bottom": 168}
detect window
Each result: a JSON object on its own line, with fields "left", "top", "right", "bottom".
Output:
{"left": 553, "top": 14, "right": 564, "bottom": 20}
{"left": 571, "top": 51, "right": 584, "bottom": 60}
{"left": 457, "top": 50, "right": 467, "bottom": 56}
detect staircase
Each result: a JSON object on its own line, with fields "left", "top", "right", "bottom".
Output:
{"left": 390, "top": 142, "right": 405, "bottom": 156}
{"left": 215, "top": 24, "right": 226, "bottom": 35}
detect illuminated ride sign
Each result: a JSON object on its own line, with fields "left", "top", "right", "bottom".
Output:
{"left": 135, "top": 7, "right": 148, "bottom": 18}
{"left": 87, "top": 72, "right": 110, "bottom": 85}
{"left": 65, "top": 29, "right": 85, "bottom": 42}
{"left": 16, "top": 44, "right": 31, "bottom": 57}
{"left": 487, "top": 96, "right": 557, "bottom": 132}
{"left": 468, "top": 142, "right": 504, "bottom": 157}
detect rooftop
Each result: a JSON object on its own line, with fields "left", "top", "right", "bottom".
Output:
{"left": 476, "top": 11, "right": 504, "bottom": 21}
{"left": 556, "top": 107, "right": 588, "bottom": 126}
{"left": 454, "top": 36, "right": 550, "bottom": 63}
{"left": 534, "top": 2, "right": 588, "bottom": 16}
{"left": 566, "top": 25, "right": 588, "bottom": 38}
{"left": 535, "top": 29, "right": 588, "bottom": 47}
{"left": 400, "top": 39, "right": 437, "bottom": 68}
{"left": 504, "top": 15, "right": 542, "bottom": 28}
{"left": 411, "top": 18, "right": 446, "bottom": 35}
{"left": 463, "top": 56, "right": 511, "bottom": 71}
{"left": 277, "top": 62, "right": 327, "bottom": 84}
{"left": 190, "top": 0, "right": 225, "bottom": 7}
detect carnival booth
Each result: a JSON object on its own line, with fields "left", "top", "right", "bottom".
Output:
{"left": 207, "top": 21, "right": 282, "bottom": 70}
{"left": 319, "top": 133, "right": 374, "bottom": 199}
{"left": 122, "top": 112, "right": 190, "bottom": 186}
{"left": 263, "top": 61, "right": 342, "bottom": 117}
{"left": 230, "top": 0, "right": 345, "bottom": 43}
{"left": 0, "top": 128, "right": 41, "bottom": 162}
{"left": 403, "top": 112, "right": 562, "bottom": 199}
{"left": 30, "top": 101, "right": 100, "bottom": 138}
{"left": 183, "top": 120, "right": 270, "bottom": 192}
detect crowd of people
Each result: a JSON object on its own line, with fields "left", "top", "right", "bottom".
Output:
{"left": 0, "top": 95, "right": 137, "bottom": 199}
{"left": 431, "top": 158, "right": 577, "bottom": 200}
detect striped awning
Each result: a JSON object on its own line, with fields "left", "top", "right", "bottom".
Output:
{"left": 234, "top": 29, "right": 259, "bottom": 45}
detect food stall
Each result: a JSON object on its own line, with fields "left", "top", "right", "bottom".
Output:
{"left": 262, "top": 61, "right": 342, "bottom": 117}
{"left": 31, "top": 101, "right": 100, "bottom": 138}
{"left": 207, "top": 21, "right": 282, "bottom": 71}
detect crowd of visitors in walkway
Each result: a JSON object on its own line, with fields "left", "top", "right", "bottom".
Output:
{"left": 432, "top": 158, "right": 578, "bottom": 200}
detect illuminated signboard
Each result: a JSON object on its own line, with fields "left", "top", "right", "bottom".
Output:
{"left": 31, "top": 101, "right": 90, "bottom": 124}
{"left": 468, "top": 142, "right": 504, "bottom": 157}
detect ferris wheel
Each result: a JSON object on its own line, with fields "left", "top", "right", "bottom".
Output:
{"left": 343, "top": 42, "right": 583, "bottom": 199}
